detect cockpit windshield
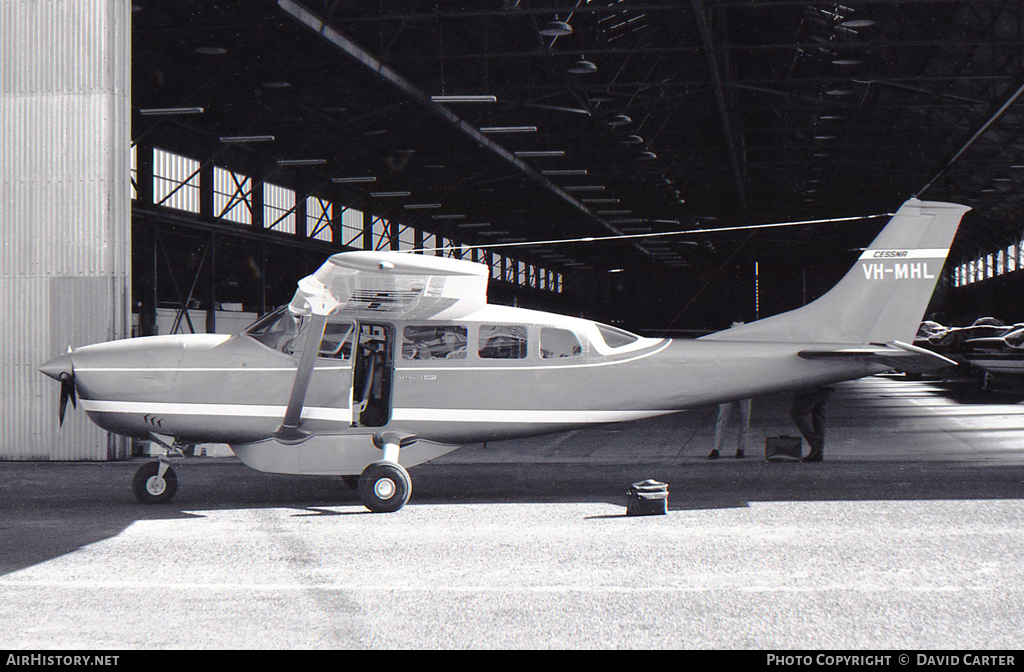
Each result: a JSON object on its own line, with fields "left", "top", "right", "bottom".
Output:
{"left": 244, "top": 307, "right": 354, "bottom": 358}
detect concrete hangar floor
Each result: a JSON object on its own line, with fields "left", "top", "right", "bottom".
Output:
{"left": 2, "top": 373, "right": 1024, "bottom": 650}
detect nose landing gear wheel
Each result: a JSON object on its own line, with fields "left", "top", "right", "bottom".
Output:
{"left": 358, "top": 461, "right": 411, "bottom": 513}
{"left": 131, "top": 461, "right": 178, "bottom": 504}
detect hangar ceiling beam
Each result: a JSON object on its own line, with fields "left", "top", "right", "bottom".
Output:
{"left": 276, "top": 0, "right": 652, "bottom": 259}
{"left": 691, "top": 0, "right": 748, "bottom": 211}
{"left": 916, "top": 77, "right": 1024, "bottom": 198}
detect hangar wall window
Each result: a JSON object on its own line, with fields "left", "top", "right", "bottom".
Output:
{"left": 153, "top": 148, "right": 201, "bottom": 214}
{"left": 307, "top": 196, "right": 333, "bottom": 242}
{"left": 502, "top": 258, "right": 515, "bottom": 284}
{"left": 398, "top": 224, "right": 416, "bottom": 251}
{"left": 264, "top": 182, "right": 296, "bottom": 234}
{"left": 214, "top": 166, "right": 253, "bottom": 225}
{"left": 341, "top": 207, "right": 364, "bottom": 247}
{"left": 478, "top": 325, "right": 528, "bottom": 359}
{"left": 131, "top": 144, "right": 137, "bottom": 200}
{"left": 402, "top": 325, "right": 467, "bottom": 360}
{"left": 371, "top": 216, "right": 390, "bottom": 250}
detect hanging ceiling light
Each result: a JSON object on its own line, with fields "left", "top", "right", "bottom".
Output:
{"left": 606, "top": 114, "right": 632, "bottom": 126}
{"left": 430, "top": 94, "right": 497, "bottom": 103}
{"left": 568, "top": 59, "right": 597, "bottom": 74}
{"left": 539, "top": 20, "right": 573, "bottom": 37}
{"left": 621, "top": 135, "right": 644, "bottom": 145}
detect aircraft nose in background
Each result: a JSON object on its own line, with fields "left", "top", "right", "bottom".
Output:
{"left": 38, "top": 353, "right": 73, "bottom": 381}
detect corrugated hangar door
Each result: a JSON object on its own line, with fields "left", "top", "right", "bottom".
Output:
{"left": 0, "top": 0, "right": 131, "bottom": 460}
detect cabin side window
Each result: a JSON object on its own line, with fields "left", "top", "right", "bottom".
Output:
{"left": 478, "top": 324, "right": 528, "bottom": 359}
{"left": 541, "top": 328, "right": 582, "bottom": 359}
{"left": 402, "top": 325, "right": 468, "bottom": 360}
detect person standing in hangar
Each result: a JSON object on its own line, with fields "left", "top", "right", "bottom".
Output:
{"left": 789, "top": 386, "right": 834, "bottom": 462}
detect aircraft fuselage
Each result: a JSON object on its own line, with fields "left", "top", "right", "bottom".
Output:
{"left": 64, "top": 304, "right": 881, "bottom": 450}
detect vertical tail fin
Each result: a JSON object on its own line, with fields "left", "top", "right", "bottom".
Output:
{"left": 703, "top": 199, "right": 970, "bottom": 345}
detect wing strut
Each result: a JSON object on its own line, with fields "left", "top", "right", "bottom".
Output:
{"left": 274, "top": 313, "right": 328, "bottom": 444}
{"left": 274, "top": 278, "right": 343, "bottom": 444}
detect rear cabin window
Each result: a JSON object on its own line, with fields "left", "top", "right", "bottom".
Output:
{"left": 402, "top": 325, "right": 467, "bottom": 360}
{"left": 541, "top": 328, "right": 582, "bottom": 359}
{"left": 596, "top": 323, "right": 640, "bottom": 349}
{"left": 478, "top": 325, "right": 528, "bottom": 359}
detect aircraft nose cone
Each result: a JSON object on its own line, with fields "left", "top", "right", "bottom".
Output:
{"left": 38, "top": 353, "right": 73, "bottom": 381}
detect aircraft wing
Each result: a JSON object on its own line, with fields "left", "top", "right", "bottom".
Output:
{"left": 797, "top": 340, "right": 957, "bottom": 373}
{"left": 288, "top": 251, "right": 489, "bottom": 320}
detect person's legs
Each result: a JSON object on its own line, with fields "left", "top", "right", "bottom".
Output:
{"left": 791, "top": 388, "right": 830, "bottom": 461}
{"left": 709, "top": 402, "right": 733, "bottom": 459}
{"left": 736, "top": 398, "right": 751, "bottom": 458}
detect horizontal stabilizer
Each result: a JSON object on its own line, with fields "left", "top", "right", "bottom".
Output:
{"left": 798, "top": 340, "right": 957, "bottom": 373}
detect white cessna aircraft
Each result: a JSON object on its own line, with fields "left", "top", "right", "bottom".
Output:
{"left": 39, "top": 199, "right": 967, "bottom": 512}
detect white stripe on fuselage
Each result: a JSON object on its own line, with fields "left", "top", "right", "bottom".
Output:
{"left": 79, "top": 399, "right": 350, "bottom": 422}
{"left": 390, "top": 408, "right": 674, "bottom": 423}
{"left": 74, "top": 366, "right": 350, "bottom": 373}
{"left": 78, "top": 400, "right": 674, "bottom": 425}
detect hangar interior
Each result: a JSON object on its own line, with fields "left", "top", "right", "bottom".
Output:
{"left": 6, "top": 0, "right": 1024, "bottom": 459}
{"left": 130, "top": 0, "right": 1024, "bottom": 338}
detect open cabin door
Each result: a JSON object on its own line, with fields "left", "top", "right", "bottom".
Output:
{"left": 351, "top": 322, "right": 394, "bottom": 427}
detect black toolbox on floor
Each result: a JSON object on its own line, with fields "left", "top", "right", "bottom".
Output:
{"left": 765, "top": 435, "right": 803, "bottom": 461}
{"left": 626, "top": 479, "right": 668, "bottom": 516}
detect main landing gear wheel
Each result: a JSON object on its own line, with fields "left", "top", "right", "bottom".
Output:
{"left": 358, "top": 461, "right": 411, "bottom": 513}
{"left": 131, "top": 461, "right": 178, "bottom": 504}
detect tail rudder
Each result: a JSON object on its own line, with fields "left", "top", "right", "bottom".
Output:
{"left": 703, "top": 198, "right": 970, "bottom": 345}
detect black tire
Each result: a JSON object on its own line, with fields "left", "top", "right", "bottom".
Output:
{"left": 358, "top": 461, "right": 411, "bottom": 513}
{"left": 131, "top": 462, "right": 178, "bottom": 504}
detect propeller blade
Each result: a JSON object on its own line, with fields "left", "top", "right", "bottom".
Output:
{"left": 58, "top": 371, "right": 76, "bottom": 426}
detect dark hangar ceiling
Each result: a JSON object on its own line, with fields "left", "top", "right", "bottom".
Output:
{"left": 132, "top": 0, "right": 1024, "bottom": 279}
